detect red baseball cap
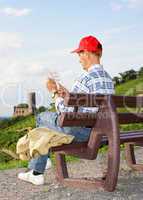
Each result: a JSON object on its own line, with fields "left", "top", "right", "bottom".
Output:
{"left": 71, "top": 35, "right": 102, "bottom": 53}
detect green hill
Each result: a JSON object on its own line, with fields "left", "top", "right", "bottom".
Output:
{"left": 0, "top": 115, "right": 35, "bottom": 166}
{"left": 115, "top": 77, "right": 143, "bottom": 131}
{"left": 115, "top": 76, "right": 143, "bottom": 95}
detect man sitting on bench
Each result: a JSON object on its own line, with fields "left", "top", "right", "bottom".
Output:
{"left": 18, "top": 35, "right": 115, "bottom": 185}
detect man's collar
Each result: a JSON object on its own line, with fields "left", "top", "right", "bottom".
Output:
{"left": 87, "top": 64, "right": 102, "bottom": 72}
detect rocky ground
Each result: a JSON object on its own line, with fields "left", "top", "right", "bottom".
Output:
{"left": 1, "top": 148, "right": 143, "bottom": 200}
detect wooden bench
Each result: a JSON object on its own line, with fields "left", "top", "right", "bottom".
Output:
{"left": 51, "top": 93, "right": 143, "bottom": 192}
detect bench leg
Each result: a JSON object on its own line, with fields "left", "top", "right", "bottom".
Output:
{"left": 103, "top": 134, "right": 120, "bottom": 192}
{"left": 55, "top": 153, "right": 69, "bottom": 181}
{"left": 54, "top": 145, "right": 119, "bottom": 192}
{"left": 125, "top": 143, "right": 143, "bottom": 171}
{"left": 55, "top": 151, "right": 104, "bottom": 191}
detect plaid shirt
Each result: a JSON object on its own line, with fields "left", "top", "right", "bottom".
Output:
{"left": 55, "top": 64, "right": 115, "bottom": 113}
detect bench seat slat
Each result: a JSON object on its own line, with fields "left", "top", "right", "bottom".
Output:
{"left": 103, "top": 130, "right": 143, "bottom": 144}
{"left": 52, "top": 130, "right": 143, "bottom": 152}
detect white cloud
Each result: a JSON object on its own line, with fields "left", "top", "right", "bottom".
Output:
{"left": 110, "top": 2, "right": 123, "bottom": 11}
{"left": 0, "top": 7, "right": 31, "bottom": 17}
{"left": 110, "top": 0, "right": 143, "bottom": 11}
{"left": 102, "top": 25, "right": 135, "bottom": 39}
{"left": 127, "top": 0, "right": 143, "bottom": 8}
{"left": 0, "top": 32, "right": 23, "bottom": 49}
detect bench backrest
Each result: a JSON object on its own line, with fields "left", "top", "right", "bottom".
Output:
{"left": 58, "top": 93, "right": 143, "bottom": 127}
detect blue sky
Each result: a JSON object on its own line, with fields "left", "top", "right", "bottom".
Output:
{"left": 0, "top": 0, "right": 143, "bottom": 116}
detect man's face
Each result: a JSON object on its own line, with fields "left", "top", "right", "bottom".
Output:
{"left": 78, "top": 51, "right": 90, "bottom": 70}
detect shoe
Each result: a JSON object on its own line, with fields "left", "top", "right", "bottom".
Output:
{"left": 18, "top": 170, "right": 44, "bottom": 185}
{"left": 45, "top": 158, "right": 52, "bottom": 170}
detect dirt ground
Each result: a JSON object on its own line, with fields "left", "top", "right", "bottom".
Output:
{"left": 1, "top": 148, "right": 143, "bottom": 200}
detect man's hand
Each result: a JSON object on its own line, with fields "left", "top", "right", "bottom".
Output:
{"left": 57, "top": 83, "right": 69, "bottom": 98}
{"left": 46, "top": 78, "right": 58, "bottom": 93}
{"left": 46, "top": 78, "right": 69, "bottom": 98}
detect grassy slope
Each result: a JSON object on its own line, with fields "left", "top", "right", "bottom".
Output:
{"left": 115, "top": 77, "right": 143, "bottom": 95}
{"left": 115, "top": 77, "right": 143, "bottom": 131}
{"left": 0, "top": 115, "right": 35, "bottom": 150}
{"left": 0, "top": 115, "right": 36, "bottom": 169}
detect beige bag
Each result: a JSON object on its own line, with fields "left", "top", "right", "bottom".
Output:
{"left": 16, "top": 134, "right": 31, "bottom": 160}
{"left": 16, "top": 127, "right": 74, "bottom": 160}
{"left": 28, "top": 127, "right": 74, "bottom": 158}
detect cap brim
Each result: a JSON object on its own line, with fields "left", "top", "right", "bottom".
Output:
{"left": 71, "top": 48, "right": 83, "bottom": 53}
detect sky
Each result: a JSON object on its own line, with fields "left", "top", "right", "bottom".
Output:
{"left": 0, "top": 0, "right": 143, "bottom": 116}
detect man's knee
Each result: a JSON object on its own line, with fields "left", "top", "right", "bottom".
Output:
{"left": 36, "top": 111, "right": 58, "bottom": 127}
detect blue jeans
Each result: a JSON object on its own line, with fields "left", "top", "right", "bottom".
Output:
{"left": 28, "top": 111, "right": 91, "bottom": 173}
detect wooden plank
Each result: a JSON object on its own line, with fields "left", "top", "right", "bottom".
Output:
{"left": 63, "top": 93, "right": 143, "bottom": 108}
{"left": 113, "top": 96, "right": 143, "bottom": 108}
{"left": 102, "top": 131, "right": 143, "bottom": 144}
{"left": 64, "top": 93, "right": 107, "bottom": 107}
{"left": 51, "top": 142, "right": 88, "bottom": 152}
{"left": 58, "top": 112, "right": 97, "bottom": 127}
{"left": 52, "top": 131, "right": 143, "bottom": 153}
{"left": 118, "top": 113, "right": 143, "bottom": 124}
{"left": 58, "top": 112, "right": 143, "bottom": 127}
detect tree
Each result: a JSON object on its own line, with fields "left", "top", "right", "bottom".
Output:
{"left": 138, "top": 67, "right": 143, "bottom": 77}
{"left": 127, "top": 69, "right": 137, "bottom": 80}
{"left": 17, "top": 103, "right": 29, "bottom": 108}
{"left": 113, "top": 76, "right": 121, "bottom": 86}
{"left": 38, "top": 106, "right": 47, "bottom": 113}
{"left": 119, "top": 69, "right": 137, "bottom": 83}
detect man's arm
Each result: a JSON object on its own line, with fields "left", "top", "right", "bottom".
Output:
{"left": 54, "top": 83, "right": 74, "bottom": 113}
{"left": 47, "top": 75, "right": 97, "bottom": 113}
{"left": 54, "top": 76, "right": 91, "bottom": 113}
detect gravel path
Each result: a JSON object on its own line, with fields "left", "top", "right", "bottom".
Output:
{"left": 1, "top": 148, "right": 143, "bottom": 200}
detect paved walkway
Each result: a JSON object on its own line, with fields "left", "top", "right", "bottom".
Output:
{"left": 1, "top": 148, "right": 143, "bottom": 200}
